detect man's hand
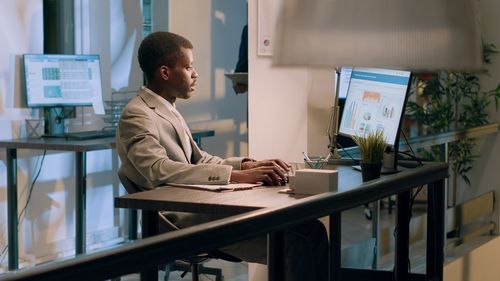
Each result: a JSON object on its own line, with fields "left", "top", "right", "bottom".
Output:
{"left": 241, "top": 159, "right": 291, "bottom": 172}
{"left": 232, "top": 82, "right": 248, "bottom": 94}
{"left": 230, "top": 165, "right": 288, "bottom": 186}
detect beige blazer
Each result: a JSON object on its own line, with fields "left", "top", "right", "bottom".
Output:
{"left": 116, "top": 88, "right": 244, "bottom": 191}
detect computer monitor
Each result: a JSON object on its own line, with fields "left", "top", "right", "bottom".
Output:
{"left": 339, "top": 67, "right": 412, "bottom": 171}
{"left": 23, "top": 54, "right": 104, "bottom": 136}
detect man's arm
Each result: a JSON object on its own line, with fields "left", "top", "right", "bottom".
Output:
{"left": 118, "top": 98, "right": 290, "bottom": 187}
{"left": 118, "top": 104, "right": 233, "bottom": 187}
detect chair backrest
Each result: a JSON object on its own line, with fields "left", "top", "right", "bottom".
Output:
{"left": 118, "top": 168, "right": 141, "bottom": 194}
{"left": 118, "top": 168, "right": 179, "bottom": 232}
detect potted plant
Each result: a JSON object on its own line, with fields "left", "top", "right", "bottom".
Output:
{"left": 352, "top": 130, "right": 387, "bottom": 182}
{"left": 406, "top": 43, "right": 500, "bottom": 187}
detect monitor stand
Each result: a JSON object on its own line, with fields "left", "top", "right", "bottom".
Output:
{"left": 381, "top": 151, "right": 400, "bottom": 174}
{"left": 352, "top": 151, "right": 401, "bottom": 174}
{"left": 43, "top": 106, "right": 66, "bottom": 137}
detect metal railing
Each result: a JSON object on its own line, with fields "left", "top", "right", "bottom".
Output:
{"left": 0, "top": 162, "right": 448, "bottom": 281}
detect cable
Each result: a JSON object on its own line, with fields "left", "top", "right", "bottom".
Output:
{"left": 397, "top": 149, "right": 425, "bottom": 203}
{"left": 401, "top": 131, "right": 424, "bottom": 167}
{"left": 51, "top": 108, "right": 65, "bottom": 124}
{"left": 400, "top": 131, "right": 426, "bottom": 208}
{"left": 398, "top": 151, "right": 420, "bottom": 162}
{"left": 0, "top": 150, "right": 47, "bottom": 264}
{"left": 62, "top": 107, "right": 76, "bottom": 119}
{"left": 18, "top": 151, "right": 47, "bottom": 225}
{"left": 400, "top": 131, "right": 427, "bottom": 277}
{"left": 0, "top": 152, "right": 44, "bottom": 239}
{"left": 336, "top": 141, "right": 357, "bottom": 162}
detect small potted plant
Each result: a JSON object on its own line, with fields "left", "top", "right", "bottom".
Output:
{"left": 352, "top": 130, "right": 387, "bottom": 182}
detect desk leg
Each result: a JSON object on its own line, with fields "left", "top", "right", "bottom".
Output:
{"left": 6, "top": 148, "right": 18, "bottom": 270}
{"left": 75, "top": 152, "right": 86, "bottom": 255}
{"left": 371, "top": 200, "right": 380, "bottom": 269}
{"left": 395, "top": 191, "right": 410, "bottom": 281}
{"left": 329, "top": 213, "right": 341, "bottom": 281}
{"left": 268, "top": 231, "right": 285, "bottom": 281}
{"left": 141, "top": 210, "right": 159, "bottom": 281}
{"left": 129, "top": 209, "right": 138, "bottom": 240}
{"left": 427, "top": 179, "right": 445, "bottom": 280}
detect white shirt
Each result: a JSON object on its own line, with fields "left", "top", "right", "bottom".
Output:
{"left": 141, "top": 86, "right": 193, "bottom": 162}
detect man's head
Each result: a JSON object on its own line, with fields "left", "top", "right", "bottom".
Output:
{"left": 138, "top": 32, "right": 198, "bottom": 101}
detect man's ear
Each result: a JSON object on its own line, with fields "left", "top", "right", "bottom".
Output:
{"left": 159, "top": 65, "right": 169, "bottom": 80}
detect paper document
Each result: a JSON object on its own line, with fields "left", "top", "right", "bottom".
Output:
{"left": 169, "top": 182, "right": 262, "bottom": 192}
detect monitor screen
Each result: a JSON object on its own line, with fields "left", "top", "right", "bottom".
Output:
{"left": 23, "top": 54, "right": 103, "bottom": 107}
{"left": 338, "top": 67, "right": 411, "bottom": 147}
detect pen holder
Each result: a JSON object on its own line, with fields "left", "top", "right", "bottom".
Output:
{"left": 304, "top": 159, "right": 328, "bottom": 169}
{"left": 25, "top": 119, "right": 44, "bottom": 138}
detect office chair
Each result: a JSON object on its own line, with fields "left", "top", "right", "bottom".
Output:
{"left": 118, "top": 169, "right": 241, "bottom": 281}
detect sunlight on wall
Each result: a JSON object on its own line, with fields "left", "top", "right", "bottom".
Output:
{"left": 0, "top": 0, "right": 43, "bottom": 268}
{"left": 110, "top": 0, "right": 141, "bottom": 92}
{"left": 170, "top": 0, "right": 248, "bottom": 158}
{"left": 0, "top": 0, "right": 42, "bottom": 118}
{"left": 215, "top": 68, "right": 227, "bottom": 99}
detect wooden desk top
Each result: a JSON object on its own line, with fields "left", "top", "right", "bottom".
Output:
{"left": 115, "top": 165, "right": 363, "bottom": 215}
{"left": 0, "top": 130, "right": 215, "bottom": 152}
{"left": 0, "top": 137, "right": 116, "bottom": 152}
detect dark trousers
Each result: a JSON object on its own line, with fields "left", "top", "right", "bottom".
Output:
{"left": 220, "top": 220, "right": 328, "bottom": 281}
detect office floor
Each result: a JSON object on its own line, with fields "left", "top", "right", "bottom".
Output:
{"left": 120, "top": 202, "right": 418, "bottom": 281}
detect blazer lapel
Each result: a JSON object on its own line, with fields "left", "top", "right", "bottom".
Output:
{"left": 139, "top": 90, "right": 192, "bottom": 162}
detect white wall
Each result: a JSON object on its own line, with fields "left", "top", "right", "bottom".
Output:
{"left": 170, "top": 0, "right": 249, "bottom": 158}
{"left": 247, "top": 0, "right": 333, "bottom": 163}
{"left": 0, "top": 0, "right": 42, "bottom": 129}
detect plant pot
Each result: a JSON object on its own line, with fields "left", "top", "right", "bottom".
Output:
{"left": 360, "top": 162, "right": 383, "bottom": 182}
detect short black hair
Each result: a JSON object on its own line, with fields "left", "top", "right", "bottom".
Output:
{"left": 138, "top": 31, "right": 193, "bottom": 82}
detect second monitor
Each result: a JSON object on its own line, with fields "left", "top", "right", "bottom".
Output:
{"left": 339, "top": 67, "right": 411, "bottom": 171}
{"left": 23, "top": 54, "right": 104, "bottom": 137}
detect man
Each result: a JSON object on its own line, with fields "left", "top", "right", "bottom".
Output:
{"left": 117, "top": 31, "right": 327, "bottom": 281}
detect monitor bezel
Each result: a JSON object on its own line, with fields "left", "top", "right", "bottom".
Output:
{"left": 22, "top": 53, "right": 103, "bottom": 108}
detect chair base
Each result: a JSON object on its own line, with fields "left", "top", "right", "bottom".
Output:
{"left": 164, "top": 260, "right": 223, "bottom": 281}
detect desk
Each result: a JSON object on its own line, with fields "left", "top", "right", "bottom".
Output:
{"left": 191, "top": 130, "right": 215, "bottom": 148}
{"left": 115, "top": 163, "right": 447, "bottom": 281}
{"left": 0, "top": 137, "right": 115, "bottom": 270}
{"left": 0, "top": 129, "right": 214, "bottom": 271}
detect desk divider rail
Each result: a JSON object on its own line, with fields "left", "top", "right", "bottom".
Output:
{"left": 0, "top": 163, "right": 448, "bottom": 281}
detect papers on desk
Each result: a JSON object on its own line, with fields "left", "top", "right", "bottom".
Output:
{"left": 169, "top": 182, "right": 262, "bottom": 192}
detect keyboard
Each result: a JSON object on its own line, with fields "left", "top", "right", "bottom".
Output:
{"left": 63, "top": 130, "right": 116, "bottom": 140}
